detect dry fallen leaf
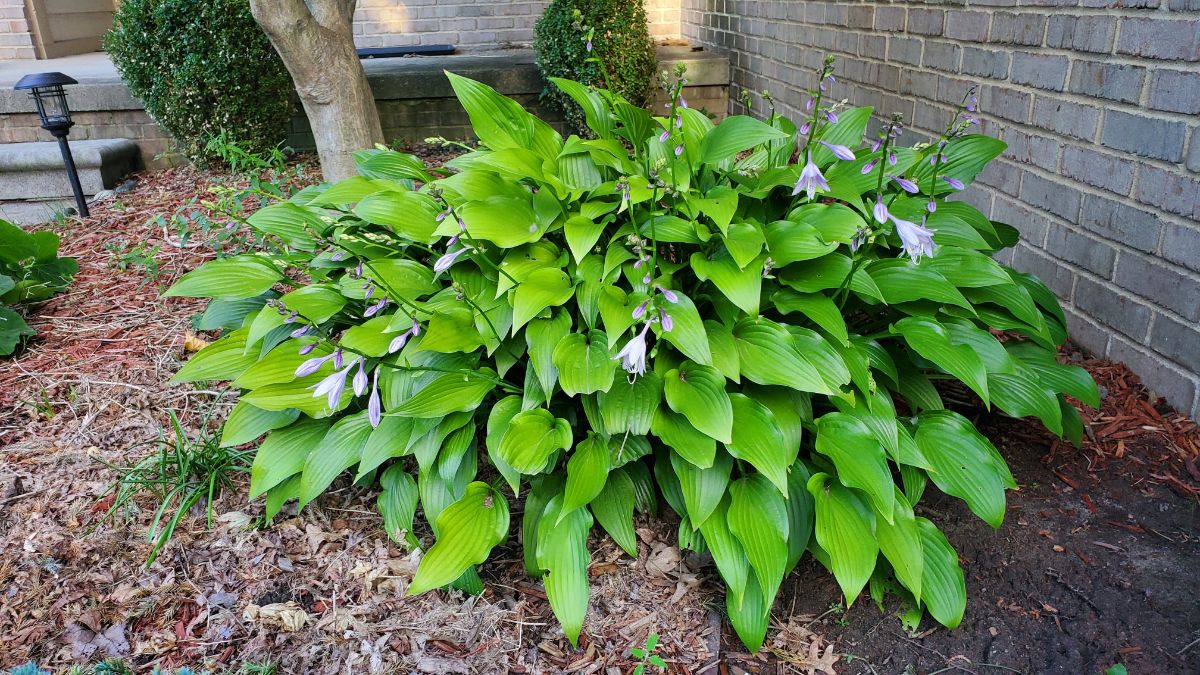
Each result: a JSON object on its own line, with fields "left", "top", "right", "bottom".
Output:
{"left": 244, "top": 601, "right": 309, "bottom": 632}
{"left": 183, "top": 332, "right": 210, "bottom": 352}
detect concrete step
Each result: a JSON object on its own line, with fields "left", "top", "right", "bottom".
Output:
{"left": 0, "top": 138, "right": 139, "bottom": 201}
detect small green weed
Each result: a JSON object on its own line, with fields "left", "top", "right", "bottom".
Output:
{"left": 94, "top": 407, "right": 251, "bottom": 565}
{"left": 630, "top": 632, "right": 666, "bottom": 675}
{"left": 105, "top": 239, "right": 163, "bottom": 285}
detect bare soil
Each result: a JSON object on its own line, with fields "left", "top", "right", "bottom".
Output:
{"left": 1, "top": 159, "right": 1197, "bottom": 674}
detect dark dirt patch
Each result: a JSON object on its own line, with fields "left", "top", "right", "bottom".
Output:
{"left": 775, "top": 413, "right": 1200, "bottom": 675}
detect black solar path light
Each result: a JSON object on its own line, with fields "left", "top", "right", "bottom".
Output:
{"left": 14, "top": 72, "right": 90, "bottom": 217}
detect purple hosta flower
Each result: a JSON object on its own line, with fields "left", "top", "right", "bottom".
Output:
{"left": 353, "top": 359, "right": 369, "bottom": 396}
{"left": 364, "top": 296, "right": 389, "bottom": 317}
{"left": 891, "top": 214, "right": 937, "bottom": 263}
{"left": 290, "top": 325, "right": 311, "bottom": 339}
{"left": 942, "top": 175, "right": 965, "bottom": 191}
{"left": 824, "top": 110, "right": 838, "bottom": 124}
{"left": 674, "top": 144, "right": 684, "bottom": 157}
{"left": 387, "top": 318, "right": 422, "bottom": 354}
{"left": 642, "top": 273, "right": 652, "bottom": 285}
{"left": 675, "top": 115, "right": 683, "bottom": 129}
{"left": 861, "top": 160, "right": 877, "bottom": 175}
{"left": 873, "top": 196, "right": 889, "bottom": 224}
{"left": 632, "top": 299, "right": 650, "bottom": 320}
{"left": 363, "top": 284, "right": 375, "bottom": 300}
{"left": 679, "top": 96, "right": 688, "bottom": 109}
{"left": 805, "top": 97, "right": 815, "bottom": 111}
{"left": 354, "top": 261, "right": 364, "bottom": 278}
{"left": 368, "top": 367, "right": 382, "bottom": 428}
{"left": 799, "top": 121, "right": 812, "bottom": 135}
{"left": 659, "top": 129, "right": 670, "bottom": 143}
{"left": 298, "top": 341, "right": 319, "bottom": 356}
{"left": 284, "top": 311, "right": 298, "bottom": 323}
{"left": 312, "top": 358, "right": 359, "bottom": 409}
{"left": 888, "top": 151, "right": 897, "bottom": 166}
{"left": 435, "top": 209, "right": 449, "bottom": 222}
{"left": 927, "top": 200, "right": 938, "bottom": 213}
{"left": 331, "top": 250, "right": 346, "bottom": 261}
{"left": 586, "top": 39, "right": 593, "bottom": 52}
{"left": 819, "top": 140, "right": 856, "bottom": 162}
{"left": 434, "top": 245, "right": 472, "bottom": 273}
{"left": 656, "top": 285, "right": 679, "bottom": 303}
{"left": 871, "top": 138, "right": 883, "bottom": 153}
{"left": 333, "top": 348, "right": 344, "bottom": 369}
{"left": 890, "top": 175, "right": 920, "bottom": 194}
{"left": 850, "top": 226, "right": 870, "bottom": 253}
{"left": 614, "top": 323, "right": 652, "bottom": 377}
{"left": 661, "top": 311, "right": 674, "bottom": 332}
{"left": 792, "top": 152, "right": 830, "bottom": 200}
{"left": 296, "top": 352, "right": 334, "bottom": 377}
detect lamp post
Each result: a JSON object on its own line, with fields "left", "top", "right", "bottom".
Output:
{"left": 14, "top": 72, "right": 89, "bottom": 217}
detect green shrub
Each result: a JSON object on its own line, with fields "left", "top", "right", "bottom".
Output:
{"left": 534, "top": 0, "right": 657, "bottom": 132}
{"left": 166, "top": 61, "right": 1097, "bottom": 652}
{"left": 104, "top": 0, "right": 293, "bottom": 166}
{"left": 0, "top": 220, "right": 77, "bottom": 355}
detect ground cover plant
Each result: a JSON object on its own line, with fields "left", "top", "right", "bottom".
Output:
{"left": 164, "top": 59, "right": 1099, "bottom": 651}
{"left": 0, "top": 220, "right": 77, "bottom": 355}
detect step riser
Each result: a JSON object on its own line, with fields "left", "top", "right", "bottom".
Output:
{"left": 0, "top": 138, "right": 140, "bottom": 202}
{"left": 0, "top": 164, "right": 132, "bottom": 200}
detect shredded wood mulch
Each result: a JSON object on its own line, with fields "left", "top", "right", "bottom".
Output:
{"left": 0, "top": 155, "right": 1196, "bottom": 673}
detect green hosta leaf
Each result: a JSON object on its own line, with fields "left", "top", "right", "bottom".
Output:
{"left": 808, "top": 472, "right": 878, "bottom": 605}
{"left": 692, "top": 185, "right": 738, "bottom": 233}
{"left": 671, "top": 449, "right": 731, "bottom": 529}
{"left": 408, "top": 482, "right": 509, "bottom": 594}
{"left": 699, "top": 115, "right": 788, "bottom": 165}
{"left": 590, "top": 467, "right": 638, "bottom": 557}
{"left": 773, "top": 289, "right": 849, "bottom": 345}
{"left": 249, "top": 418, "right": 329, "bottom": 499}
{"left": 812, "top": 106, "right": 872, "bottom": 165}
{"left": 598, "top": 286, "right": 640, "bottom": 345}
{"left": 354, "top": 148, "right": 433, "bottom": 182}
{"left": 727, "top": 475, "right": 789, "bottom": 606}
{"left": 553, "top": 330, "right": 616, "bottom": 395}
{"left": 1005, "top": 342, "right": 1099, "bottom": 408}
{"left": 456, "top": 195, "right": 540, "bottom": 248}
{"left": 298, "top": 412, "right": 374, "bottom": 508}
{"left": 600, "top": 371, "right": 661, "bottom": 435}
{"left": 357, "top": 415, "right": 418, "bottom": 479}
{"left": 561, "top": 435, "right": 610, "bottom": 521}
{"left": 785, "top": 460, "right": 815, "bottom": 573}
{"left": 279, "top": 285, "right": 345, "bottom": 323}
{"left": 609, "top": 435, "right": 652, "bottom": 468}
{"left": 892, "top": 317, "right": 989, "bottom": 406}
{"left": 392, "top": 371, "right": 496, "bottom": 417}
{"left": 733, "top": 319, "right": 830, "bottom": 394}
{"left": 348, "top": 258, "right": 436, "bottom": 301}
{"left": 245, "top": 202, "right": 322, "bottom": 250}
{"left": 654, "top": 291, "right": 713, "bottom": 366}
{"left": 625, "top": 461, "right": 657, "bottom": 514}
{"left": 446, "top": 72, "right": 561, "bottom": 161}
{"left": 875, "top": 489, "right": 924, "bottom": 599}
{"left": 173, "top": 329, "right": 258, "bottom": 383}
{"left": 498, "top": 408, "right": 573, "bottom": 474}
{"left": 911, "top": 134, "right": 1006, "bottom": 192}
{"left": 663, "top": 361, "right": 733, "bottom": 444}
{"left": 564, "top": 215, "right": 606, "bottom": 263}
{"left": 522, "top": 474, "right": 564, "bottom": 575}
{"left": 241, "top": 373, "right": 352, "bottom": 417}
{"left": 421, "top": 307, "right": 485, "bottom": 354}
{"left": 550, "top": 78, "right": 614, "bottom": 139}
{"left": 378, "top": 464, "right": 420, "bottom": 548}
{"left": 264, "top": 475, "right": 301, "bottom": 521}
{"left": 513, "top": 268, "right": 575, "bottom": 332}
{"left": 164, "top": 256, "right": 283, "bottom": 300}
{"left": 916, "top": 517, "right": 967, "bottom": 628}
{"left": 219, "top": 402, "right": 298, "bottom": 447}
{"left": 924, "top": 248, "right": 1012, "bottom": 288}
{"left": 705, "top": 319, "right": 740, "bottom": 382}
{"left": 496, "top": 241, "right": 563, "bottom": 296}
{"left": 726, "top": 393, "right": 794, "bottom": 493}
{"left": 698, "top": 494, "right": 750, "bottom": 609}
{"left": 764, "top": 221, "right": 836, "bottom": 267}
{"left": 868, "top": 260, "right": 972, "bottom": 309}
{"left": 814, "top": 413, "right": 895, "bottom": 522}
{"left": 537, "top": 496, "right": 592, "bottom": 647}
{"left": 990, "top": 371, "right": 1064, "bottom": 436}
{"left": 721, "top": 222, "right": 766, "bottom": 268}
{"left": 727, "top": 570, "right": 771, "bottom": 653}
{"left": 526, "top": 309, "right": 571, "bottom": 398}
{"left": 690, "top": 251, "right": 762, "bottom": 315}
{"left": 915, "top": 410, "right": 1013, "bottom": 528}
{"left": 485, "top": 396, "right": 525, "bottom": 492}
{"left": 651, "top": 407, "right": 716, "bottom": 468}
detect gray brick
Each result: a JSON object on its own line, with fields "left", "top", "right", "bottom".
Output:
{"left": 1161, "top": 222, "right": 1200, "bottom": 274}
{"left": 1114, "top": 253, "right": 1200, "bottom": 322}
{"left": 875, "top": 6, "right": 906, "bottom": 32}
{"left": 994, "top": 195, "right": 1051, "bottom": 246}
{"left": 1186, "top": 129, "right": 1200, "bottom": 173}
{"left": 908, "top": 9, "right": 945, "bottom": 36}
{"left": 1147, "top": 69, "right": 1200, "bottom": 115}
{"left": 1150, "top": 314, "right": 1200, "bottom": 372}
{"left": 1011, "top": 53, "right": 1069, "bottom": 91}
{"left": 945, "top": 10, "right": 991, "bottom": 41}
{"left": 989, "top": 12, "right": 1046, "bottom": 46}
{"left": 983, "top": 84, "right": 1032, "bottom": 124}
{"left": 1031, "top": 96, "right": 1099, "bottom": 141}
{"left": 1134, "top": 165, "right": 1200, "bottom": 221}
{"left": 1060, "top": 145, "right": 1133, "bottom": 196}
{"left": 1101, "top": 110, "right": 1188, "bottom": 162}
{"left": 1078, "top": 194, "right": 1162, "bottom": 253}
{"left": 1106, "top": 335, "right": 1197, "bottom": 414}
{"left": 847, "top": 5, "right": 875, "bottom": 29}
{"left": 923, "top": 40, "right": 963, "bottom": 73}
{"left": 1168, "top": 0, "right": 1200, "bottom": 8}
{"left": 1116, "top": 18, "right": 1200, "bottom": 61}
{"left": 1062, "top": 307, "right": 1109, "bottom": 361}
{"left": 1021, "top": 172, "right": 1081, "bottom": 221}
{"left": 978, "top": 158, "right": 1023, "bottom": 196}
{"left": 1011, "top": 242, "right": 1076, "bottom": 297}
{"left": 1068, "top": 61, "right": 1145, "bottom": 104}
{"left": 1002, "top": 128, "right": 1062, "bottom": 171}
{"left": 1045, "top": 15, "right": 1117, "bottom": 54}
{"left": 899, "top": 69, "right": 940, "bottom": 101}
{"left": 961, "top": 47, "right": 1010, "bottom": 79}
{"left": 1044, "top": 223, "right": 1117, "bottom": 277}
{"left": 1075, "top": 277, "right": 1152, "bottom": 340}
{"left": 889, "top": 36, "right": 924, "bottom": 67}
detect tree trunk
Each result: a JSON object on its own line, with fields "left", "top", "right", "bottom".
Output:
{"left": 249, "top": 0, "right": 384, "bottom": 182}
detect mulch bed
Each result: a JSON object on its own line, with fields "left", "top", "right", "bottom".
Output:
{"left": 0, "top": 156, "right": 1196, "bottom": 674}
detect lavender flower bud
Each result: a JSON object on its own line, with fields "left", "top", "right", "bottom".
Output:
{"left": 873, "top": 197, "right": 889, "bottom": 225}
{"left": 296, "top": 353, "right": 332, "bottom": 377}
{"left": 927, "top": 200, "right": 938, "bottom": 213}
{"left": 368, "top": 368, "right": 382, "bottom": 428}
{"left": 825, "top": 110, "right": 838, "bottom": 123}
{"left": 659, "top": 287, "right": 679, "bottom": 303}
{"left": 333, "top": 349, "right": 344, "bottom": 370}
{"left": 352, "top": 359, "right": 368, "bottom": 396}
{"left": 674, "top": 144, "right": 684, "bottom": 157}
{"left": 632, "top": 300, "right": 649, "bottom": 319}
{"left": 799, "top": 121, "right": 812, "bottom": 135}
{"left": 819, "top": 140, "right": 856, "bottom": 162}
{"left": 290, "top": 326, "right": 310, "bottom": 339}
{"left": 861, "top": 160, "right": 877, "bottom": 175}
{"left": 942, "top": 176, "right": 965, "bottom": 190}
{"left": 659, "top": 130, "right": 670, "bottom": 143}
{"left": 888, "top": 151, "right": 897, "bottom": 166}
{"left": 298, "top": 341, "right": 318, "bottom": 356}
{"left": 890, "top": 175, "right": 920, "bottom": 194}
{"left": 661, "top": 311, "right": 674, "bottom": 332}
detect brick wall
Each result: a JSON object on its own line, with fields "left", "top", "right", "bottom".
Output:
{"left": 0, "top": 111, "right": 176, "bottom": 169}
{"left": 0, "top": 0, "right": 36, "bottom": 59}
{"left": 353, "top": 0, "right": 682, "bottom": 49}
{"left": 683, "top": 0, "right": 1200, "bottom": 418}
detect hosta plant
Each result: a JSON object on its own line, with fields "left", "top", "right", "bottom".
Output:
{"left": 166, "top": 60, "right": 1097, "bottom": 651}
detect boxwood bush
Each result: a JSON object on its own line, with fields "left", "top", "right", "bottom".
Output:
{"left": 105, "top": 0, "right": 293, "bottom": 165}
{"left": 534, "top": 0, "right": 657, "bottom": 133}
{"left": 166, "top": 61, "right": 1097, "bottom": 651}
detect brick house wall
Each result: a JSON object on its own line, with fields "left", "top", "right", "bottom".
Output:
{"left": 353, "top": 0, "right": 682, "bottom": 49}
{"left": 0, "top": 0, "right": 36, "bottom": 59}
{"left": 682, "top": 0, "right": 1200, "bottom": 417}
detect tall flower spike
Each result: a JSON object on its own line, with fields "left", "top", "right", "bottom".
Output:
{"left": 614, "top": 323, "right": 652, "bottom": 378}
{"left": 891, "top": 214, "right": 937, "bottom": 263}
{"left": 792, "top": 152, "right": 829, "bottom": 200}
{"left": 368, "top": 367, "right": 382, "bottom": 428}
